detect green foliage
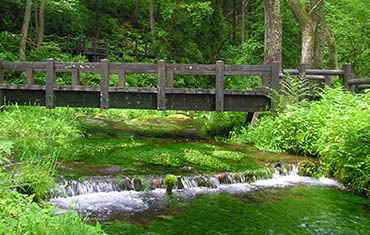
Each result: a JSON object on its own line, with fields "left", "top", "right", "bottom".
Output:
{"left": 0, "top": 106, "right": 83, "bottom": 138}
{"left": 202, "top": 112, "right": 246, "bottom": 137}
{"left": 232, "top": 88, "right": 370, "bottom": 196}
{"left": 0, "top": 191, "right": 104, "bottom": 234}
{"left": 326, "top": 0, "right": 370, "bottom": 76}
{"left": 279, "top": 73, "right": 314, "bottom": 107}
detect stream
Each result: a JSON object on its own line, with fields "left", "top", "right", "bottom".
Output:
{"left": 45, "top": 114, "right": 370, "bottom": 234}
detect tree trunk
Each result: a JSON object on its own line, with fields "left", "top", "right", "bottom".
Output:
{"left": 156, "top": 2, "right": 161, "bottom": 25}
{"left": 311, "top": 0, "right": 326, "bottom": 68}
{"left": 133, "top": 0, "right": 139, "bottom": 27}
{"left": 327, "top": 26, "right": 338, "bottom": 69}
{"left": 34, "top": 0, "right": 39, "bottom": 43}
{"left": 36, "top": 0, "right": 45, "bottom": 47}
{"left": 286, "top": 0, "right": 315, "bottom": 67}
{"left": 263, "top": 0, "right": 282, "bottom": 66}
{"left": 149, "top": 0, "right": 156, "bottom": 42}
{"left": 232, "top": 0, "right": 236, "bottom": 45}
{"left": 19, "top": 0, "right": 32, "bottom": 61}
{"left": 241, "top": 0, "right": 246, "bottom": 43}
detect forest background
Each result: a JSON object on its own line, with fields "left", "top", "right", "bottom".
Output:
{"left": 0, "top": 0, "right": 369, "bottom": 80}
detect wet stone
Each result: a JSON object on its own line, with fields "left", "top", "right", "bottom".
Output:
{"left": 134, "top": 178, "right": 144, "bottom": 191}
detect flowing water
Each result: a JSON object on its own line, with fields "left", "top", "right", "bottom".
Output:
{"left": 46, "top": 115, "right": 370, "bottom": 234}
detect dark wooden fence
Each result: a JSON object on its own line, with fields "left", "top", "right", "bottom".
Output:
{"left": 282, "top": 64, "right": 370, "bottom": 94}
{"left": 0, "top": 59, "right": 279, "bottom": 112}
{"left": 44, "top": 35, "right": 152, "bottom": 62}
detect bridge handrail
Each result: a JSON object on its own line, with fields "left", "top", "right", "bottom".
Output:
{"left": 0, "top": 58, "right": 280, "bottom": 111}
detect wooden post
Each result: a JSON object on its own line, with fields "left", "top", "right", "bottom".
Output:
{"left": 342, "top": 64, "right": 352, "bottom": 91}
{"left": 215, "top": 60, "right": 224, "bottom": 112}
{"left": 26, "top": 68, "right": 34, "bottom": 85}
{"left": 71, "top": 68, "right": 79, "bottom": 85}
{"left": 100, "top": 59, "right": 110, "bottom": 109}
{"left": 118, "top": 69, "right": 126, "bottom": 87}
{"left": 324, "top": 75, "right": 332, "bottom": 88}
{"left": 297, "top": 63, "right": 306, "bottom": 75}
{"left": 0, "top": 59, "right": 4, "bottom": 84}
{"left": 46, "top": 58, "right": 56, "bottom": 109}
{"left": 166, "top": 69, "right": 174, "bottom": 88}
{"left": 270, "top": 61, "right": 280, "bottom": 110}
{"left": 157, "top": 60, "right": 166, "bottom": 110}
{"left": 0, "top": 59, "right": 4, "bottom": 107}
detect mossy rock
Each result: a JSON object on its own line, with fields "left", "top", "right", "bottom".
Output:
{"left": 166, "top": 114, "right": 191, "bottom": 120}
{"left": 298, "top": 160, "right": 320, "bottom": 177}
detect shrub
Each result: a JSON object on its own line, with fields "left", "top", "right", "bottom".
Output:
{"left": 232, "top": 88, "right": 370, "bottom": 197}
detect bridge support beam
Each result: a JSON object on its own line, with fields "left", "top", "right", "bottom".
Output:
{"left": 157, "top": 60, "right": 166, "bottom": 110}
{"left": 100, "top": 59, "right": 110, "bottom": 109}
{"left": 46, "top": 58, "right": 55, "bottom": 109}
{"left": 216, "top": 60, "right": 225, "bottom": 112}
{"left": 0, "top": 59, "right": 4, "bottom": 107}
{"left": 342, "top": 64, "right": 353, "bottom": 91}
{"left": 270, "top": 61, "right": 280, "bottom": 110}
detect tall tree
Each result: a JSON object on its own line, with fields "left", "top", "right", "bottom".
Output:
{"left": 19, "top": 0, "right": 32, "bottom": 61}
{"left": 285, "top": 0, "right": 332, "bottom": 68}
{"left": 285, "top": 0, "right": 315, "bottom": 67}
{"left": 264, "top": 0, "right": 282, "bottom": 66}
{"left": 241, "top": 0, "right": 247, "bottom": 43}
{"left": 149, "top": 0, "right": 156, "bottom": 43}
{"left": 36, "top": 0, "right": 45, "bottom": 47}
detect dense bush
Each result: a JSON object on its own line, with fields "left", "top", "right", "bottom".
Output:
{"left": 232, "top": 88, "right": 370, "bottom": 197}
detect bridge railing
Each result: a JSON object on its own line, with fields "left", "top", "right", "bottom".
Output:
{"left": 0, "top": 59, "right": 280, "bottom": 112}
{"left": 282, "top": 64, "right": 369, "bottom": 94}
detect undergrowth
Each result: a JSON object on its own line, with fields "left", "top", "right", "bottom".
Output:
{"left": 231, "top": 87, "right": 370, "bottom": 197}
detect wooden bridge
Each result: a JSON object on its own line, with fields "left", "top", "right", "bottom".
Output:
{"left": 0, "top": 59, "right": 367, "bottom": 113}
{"left": 0, "top": 59, "right": 279, "bottom": 112}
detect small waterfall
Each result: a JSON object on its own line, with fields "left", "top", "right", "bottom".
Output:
{"left": 52, "top": 163, "right": 287, "bottom": 198}
{"left": 50, "top": 163, "right": 342, "bottom": 220}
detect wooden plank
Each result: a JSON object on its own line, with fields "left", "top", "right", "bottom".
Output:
{"left": 215, "top": 60, "right": 224, "bottom": 112}
{"left": 118, "top": 69, "right": 126, "bottom": 87}
{"left": 324, "top": 75, "right": 333, "bottom": 88}
{"left": 46, "top": 58, "right": 56, "bottom": 109}
{"left": 71, "top": 68, "right": 80, "bottom": 85}
{"left": 110, "top": 63, "right": 157, "bottom": 74}
{"left": 224, "top": 71, "right": 264, "bottom": 76}
{"left": 0, "top": 84, "right": 46, "bottom": 90}
{"left": 167, "top": 64, "right": 215, "bottom": 75}
{"left": 26, "top": 68, "right": 34, "bottom": 85}
{"left": 342, "top": 64, "right": 352, "bottom": 91}
{"left": 348, "top": 78, "right": 370, "bottom": 85}
{"left": 0, "top": 58, "right": 4, "bottom": 106}
{"left": 284, "top": 69, "right": 344, "bottom": 75}
{"left": 55, "top": 62, "right": 100, "bottom": 73}
{"left": 56, "top": 86, "right": 100, "bottom": 92}
{"left": 270, "top": 62, "right": 280, "bottom": 110}
{"left": 2, "top": 61, "right": 46, "bottom": 71}
{"left": 0, "top": 58, "right": 4, "bottom": 84}
{"left": 225, "top": 64, "right": 271, "bottom": 71}
{"left": 165, "top": 88, "right": 215, "bottom": 94}
{"left": 306, "top": 75, "right": 325, "bottom": 80}
{"left": 109, "top": 87, "right": 157, "bottom": 93}
{"left": 157, "top": 60, "right": 166, "bottom": 110}
{"left": 100, "top": 59, "right": 110, "bottom": 109}
{"left": 262, "top": 71, "right": 270, "bottom": 87}
{"left": 166, "top": 69, "right": 174, "bottom": 88}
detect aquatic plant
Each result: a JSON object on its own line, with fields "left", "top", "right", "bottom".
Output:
{"left": 164, "top": 174, "right": 177, "bottom": 195}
